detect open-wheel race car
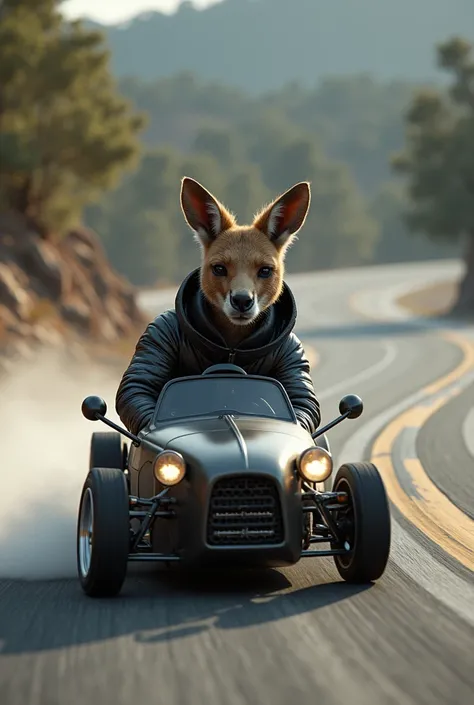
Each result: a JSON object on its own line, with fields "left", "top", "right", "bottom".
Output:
{"left": 77, "top": 364, "right": 391, "bottom": 597}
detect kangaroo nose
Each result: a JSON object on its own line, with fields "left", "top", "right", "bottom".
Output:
{"left": 230, "top": 291, "right": 254, "bottom": 313}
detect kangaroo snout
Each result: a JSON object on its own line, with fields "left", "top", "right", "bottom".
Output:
{"left": 230, "top": 290, "right": 254, "bottom": 313}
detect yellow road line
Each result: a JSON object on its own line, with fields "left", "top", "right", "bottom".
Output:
{"left": 404, "top": 457, "right": 474, "bottom": 562}
{"left": 423, "top": 331, "right": 473, "bottom": 394}
{"left": 370, "top": 331, "right": 474, "bottom": 571}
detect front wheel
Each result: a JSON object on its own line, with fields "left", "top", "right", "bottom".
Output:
{"left": 89, "top": 432, "right": 125, "bottom": 472}
{"left": 77, "top": 467, "right": 130, "bottom": 597}
{"left": 331, "top": 462, "right": 391, "bottom": 583}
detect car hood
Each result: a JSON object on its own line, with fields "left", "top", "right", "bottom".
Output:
{"left": 145, "top": 416, "right": 313, "bottom": 474}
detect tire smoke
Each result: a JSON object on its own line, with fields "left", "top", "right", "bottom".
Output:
{"left": 0, "top": 350, "right": 124, "bottom": 580}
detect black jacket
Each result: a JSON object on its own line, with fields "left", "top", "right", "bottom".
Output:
{"left": 115, "top": 268, "right": 320, "bottom": 435}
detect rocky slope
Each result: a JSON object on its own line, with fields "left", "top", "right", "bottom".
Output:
{"left": 0, "top": 213, "right": 147, "bottom": 370}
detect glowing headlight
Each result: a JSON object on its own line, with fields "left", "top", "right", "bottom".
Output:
{"left": 298, "top": 447, "right": 333, "bottom": 483}
{"left": 153, "top": 450, "right": 186, "bottom": 486}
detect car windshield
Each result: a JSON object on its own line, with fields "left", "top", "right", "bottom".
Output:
{"left": 153, "top": 376, "right": 295, "bottom": 423}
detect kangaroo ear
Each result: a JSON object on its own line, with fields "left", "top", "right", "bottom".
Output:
{"left": 253, "top": 182, "right": 311, "bottom": 249}
{"left": 180, "top": 177, "right": 235, "bottom": 246}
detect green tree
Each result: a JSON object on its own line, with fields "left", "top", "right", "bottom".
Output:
{"left": 255, "top": 136, "right": 379, "bottom": 271}
{"left": 299, "top": 160, "right": 379, "bottom": 270}
{"left": 84, "top": 65, "right": 457, "bottom": 287}
{"left": 0, "top": 0, "right": 145, "bottom": 236}
{"left": 193, "top": 126, "right": 245, "bottom": 167}
{"left": 85, "top": 147, "right": 182, "bottom": 284}
{"left": 222, "top": 164, "right": 270, "bottom": 224}
{"left": 370, "top": 181, "right": 458, "bottom": 264}
{"left": 392, "top": 36, "right": 474, "bottom": 314}
{"left": 289, "top": 76, "right": 415, "bottom": 194}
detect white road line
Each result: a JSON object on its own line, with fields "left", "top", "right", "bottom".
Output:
{"left": 315, "top": 340, "right": 398, "bottom": 402}
{"left": 462, "top": 407, "right": 474, "bottom": 459}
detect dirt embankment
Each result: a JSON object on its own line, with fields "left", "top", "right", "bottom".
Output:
{"left": 0, "top": 212, "right": 147, "bottom": 370}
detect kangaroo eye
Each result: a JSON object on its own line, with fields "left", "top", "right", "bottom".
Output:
{"left": 211, "top": 264, "right": 227, "bottom": 277}
{"left": 257, "top": 266, "right": 273, "bottom": 278}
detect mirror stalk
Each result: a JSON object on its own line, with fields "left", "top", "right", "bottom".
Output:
{"left": 311, "top": 394, "right": 364, "bottom": 441}
{"left": 95, "top": 413, "right": 141, "bottom": 446}
{"left": 311, "top": 412, "right": 350, "bottom": 441}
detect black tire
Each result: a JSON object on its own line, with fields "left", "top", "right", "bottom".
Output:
{"left": 77, "top": 467, "right": 130, "bottom": 597}
{"left": 330, "top": 462, "right": 391, "bottom": 583}
{"left": 89, "top": 432, "right": 124, "bottom": 471}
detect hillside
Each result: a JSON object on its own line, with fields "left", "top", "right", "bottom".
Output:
{"left": 0, "top": 213, "right": 146, "bottom": 370}
{"left": 0, "top": 0, "right": 148, "bottom": 367}
{"left": 83, "top": 69, "right": 459, "bottom": 287}
{"left": 86, "top": 0, "right": 474, "bottom": 91}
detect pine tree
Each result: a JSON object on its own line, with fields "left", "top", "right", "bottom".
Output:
{"left": 0, "top": 0, "right": 146, "bottom": 236}
{"left": 392, "top": 37, "right": 474, "bottom": 314}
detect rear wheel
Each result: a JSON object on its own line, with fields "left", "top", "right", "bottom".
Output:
{"left": 331, "top": 462, "right": 391, "bottom": 583}
{"left": 89, "top": 432, "right": 125, "bottom": 471}
{"left": 77, "top": 467, "right": 130, "bottom": 597}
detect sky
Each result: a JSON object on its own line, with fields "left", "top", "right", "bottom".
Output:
{"left": 63, "top": 0, "right": 220, "bottom": 24}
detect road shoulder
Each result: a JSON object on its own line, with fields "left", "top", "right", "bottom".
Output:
{"left": 397, "top": 280, "right": 457, "bottom": 317}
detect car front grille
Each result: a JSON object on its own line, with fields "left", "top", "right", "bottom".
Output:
{"left": 207, "top": 475, "right": 284, "bottom": 546}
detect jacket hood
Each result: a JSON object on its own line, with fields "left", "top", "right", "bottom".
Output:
{"left": 175, "top": 267, "right": 297, "bottom": 362}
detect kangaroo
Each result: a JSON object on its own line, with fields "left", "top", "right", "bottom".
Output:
{"left": 180, "top": 177, "right": 310, "bottom": 349}
{"left": 115, "top": 177, "right": 320, "bottom": 437}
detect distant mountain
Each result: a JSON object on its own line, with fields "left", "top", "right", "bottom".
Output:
{"left": 84, "top": 0, "right": 474, "bottom": 91}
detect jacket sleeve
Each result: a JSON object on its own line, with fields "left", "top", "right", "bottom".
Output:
{"left": 115, "top": 310, "right": 180, "bottom": 435}
{"left": 270, "top": 333, "right": 320, "bottom": 434}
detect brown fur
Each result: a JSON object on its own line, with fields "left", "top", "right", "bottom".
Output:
{"left": 180, "top": 177, "right": 311, "bottom": 348}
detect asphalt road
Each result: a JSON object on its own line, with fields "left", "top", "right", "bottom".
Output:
{"left": 1, "top": 260, "right": 474, "bottom": 705}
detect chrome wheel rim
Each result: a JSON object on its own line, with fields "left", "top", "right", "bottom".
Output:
{"left": 78, "top": 488, "right": 94, "bottom": 577}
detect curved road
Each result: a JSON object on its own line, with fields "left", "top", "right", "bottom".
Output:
{"left": 1, "top": 260, "right": 473, "bottom": 705}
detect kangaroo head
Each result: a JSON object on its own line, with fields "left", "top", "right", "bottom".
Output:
{"left": 180, "top": 176, "right": 311, "bottom": 329}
